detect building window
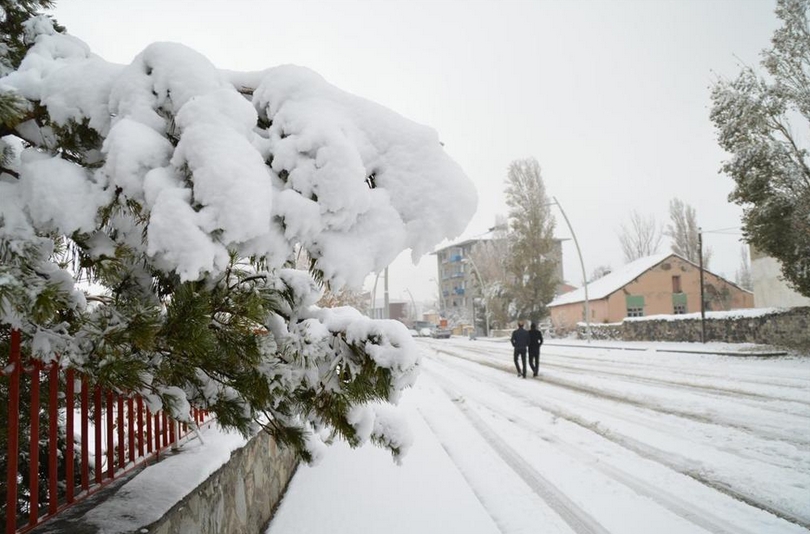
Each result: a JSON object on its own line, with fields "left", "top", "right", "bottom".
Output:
{"left": 627, "top": 307, "right": 644, "bottom": 317}
{"left": 672, "top": 293, "right": 687, "bottom": 314}
{"left": 625, "top": 295, "right": 644, "bottom": 317}
{"left": 672, "top": 275, "right": 682, "bottom": 293}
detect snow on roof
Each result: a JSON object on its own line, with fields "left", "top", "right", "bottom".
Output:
{"left": 549, "top": 253, "right": 673, "bottom": 307}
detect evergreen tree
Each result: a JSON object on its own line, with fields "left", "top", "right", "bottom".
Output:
{"left": 710, "top": 0, "right": 810, "bottom": 296}
{"left": 503, "top": 158, "right": 558, "bottom": 322}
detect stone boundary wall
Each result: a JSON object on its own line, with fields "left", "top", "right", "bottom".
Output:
{"left": 574, "top": 307, "right": 809, "bottom": 350}
{"left": 148, "top": 432, "right": 298, "bottom": 534}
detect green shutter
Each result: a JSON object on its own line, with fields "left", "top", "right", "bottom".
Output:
{"left": 625, "top": 295, "right": 645, "bottom": 307}
{"left": 672, "top": 293, "right": 687, "bottom": 306}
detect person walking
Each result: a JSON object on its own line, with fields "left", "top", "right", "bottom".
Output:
{"left": 510, "top": 321, "right": 529, "bottom": 378}
{"left": 528, "top": 322, "right": 544, "bottom": 377}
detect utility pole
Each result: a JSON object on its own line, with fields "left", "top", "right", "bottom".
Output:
{"left": 698, "top": 228, "right": 706, "bottom": 343}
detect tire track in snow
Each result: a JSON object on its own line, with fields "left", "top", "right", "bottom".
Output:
{"left": 426, "top": 350, "right": 810, "bottom": 531}
{"left": 413, "top": 410, "right": 510, "bottom": 534}
{"left": 428, "top": 369, "right": 764, "bottom": 534}
{"left": 541, "top": 352, "right": 810, "bottom": 399}
{"left": 452, "top": 342, "right": 810, "bottom": 404}
{"left": 540, "top": 357, "right": 810, "bottom": 409}
{"left": 433, "top": 339, "right": 810, "bottom": 390}
{"left": 431, "top": 346, "right": 810, "bottom": 448}
{"left": 426, "top": 380, "right": 611, "bottom": 534}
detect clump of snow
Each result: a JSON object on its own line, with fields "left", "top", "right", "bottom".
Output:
{"left": 18, "top": 149, "right": 108, "bottom": 235}
{"left": 2, "top": 20, "right": 476, "bottom": 287}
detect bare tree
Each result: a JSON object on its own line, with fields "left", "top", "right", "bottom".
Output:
{"left": 665, "top": 198, "right": 712, "bottom": 268}
{"left": 469, "top": 218, "right": 511, "bottom": 329}
{"left": 589, "top": 264, "right": 612, "bottom": 283}
{"left": 618, "top": 210, "right": 663, "bottom": 262}
{"left": 735, "top": 246, "right": 753, "bottom": 291}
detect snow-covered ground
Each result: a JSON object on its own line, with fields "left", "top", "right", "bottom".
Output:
{"left": 267, "top": 338, "right": 810, "bottom": 534}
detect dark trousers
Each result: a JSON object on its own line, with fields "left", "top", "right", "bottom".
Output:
{"left": 529, "top": 348, "right": 540, "bottom": 376}
{"left": 514, "top": 347, "right": 527, "bottom": 377}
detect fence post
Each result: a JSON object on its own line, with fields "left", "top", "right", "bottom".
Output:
{"left": 106, "top": 391, "right": 114, "bottom": 480}
{"left": 5, "top": 329, "right": 21, "bottom": 534}
{"left": 93, "top": 386, "right": 102, "bottom": 484}
{"left": 29, "top": 361, "right": 41, "bottom": 527}
{"left": 81, "top": 375, "right": 89, "bottom": 491}
{"left": 66, "top": 369, "right": 75, "bottom": 503}
{"left": 117, "top": 396, "right": 124, "bottom": 470}
{"left": 48, "top": 364, "right": 59, "bottom": 515}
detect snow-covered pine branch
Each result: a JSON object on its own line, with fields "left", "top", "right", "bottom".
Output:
{"left": 0, "top": 13, "right": 476, "bottom": 462}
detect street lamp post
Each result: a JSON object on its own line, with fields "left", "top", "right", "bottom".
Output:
{"left": 548, "top": 196, "right": 591, "bottom": 342}
{"left": 698, "top": 228, "right": 706, "bottom": 343}
{"left": 404, "top": 288, "right": 418, "bottom": 323}
{"left": 462, "top": 257, "right": 490, "bottom": 337}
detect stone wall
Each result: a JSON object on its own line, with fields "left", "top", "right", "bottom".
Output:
{"left": 582, "top": 323, "right": 622, "bottom": 341}
{"left": 575, "top": 307, "right": 810, "bottom": 350}
{"left": 148, "top": 432, "right": 298, "bottom": 534}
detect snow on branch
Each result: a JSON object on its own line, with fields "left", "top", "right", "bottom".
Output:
{"left": 0, "top": 15, "right": 476, "bottom": 462}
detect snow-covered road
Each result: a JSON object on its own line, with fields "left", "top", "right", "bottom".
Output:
{"left": 267, "top": 338, "right": 810, "bottom": 534}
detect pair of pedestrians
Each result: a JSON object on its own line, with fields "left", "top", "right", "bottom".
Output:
{"left": 510, "top": 321, "right": 544, "bottom": 378}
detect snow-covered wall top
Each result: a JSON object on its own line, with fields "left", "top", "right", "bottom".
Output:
{"left": 1, "top": 18, "right": 477, "bottom": 287}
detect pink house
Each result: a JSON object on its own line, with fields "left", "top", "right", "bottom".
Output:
{"left": 548, "top": 253, "right": 754, "bottom": 330}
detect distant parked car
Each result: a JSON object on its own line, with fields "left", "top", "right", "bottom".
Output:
{"left": 413, "top": 321, "right": 437, "bottom": 337}
{"left": 430, "top": 328, "right": 452, "bottom": 339}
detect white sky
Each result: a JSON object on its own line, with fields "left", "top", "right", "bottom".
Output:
{"left": 51, "top": 0, "right": 779, "bottom": 304}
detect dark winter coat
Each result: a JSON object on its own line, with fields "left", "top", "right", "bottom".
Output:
{"left": 511, "top": 326, "right": 530, "bottom": 350}
{"left": 528, "top": 328, "right": 543, "bottom": 356}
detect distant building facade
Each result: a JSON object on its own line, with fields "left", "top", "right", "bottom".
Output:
{"left": 750, "top": 246, "right": 810, "bottom": 308}
{"left": 369, "top": 301, "right": 408, "bottom": 322}
{"left": 433, "top": 233, "right": 563, "bottom": 321}
{"left": 548, "top": 253, "right": 753, "bottom": 330}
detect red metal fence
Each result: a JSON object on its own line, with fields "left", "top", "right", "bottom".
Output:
{"left": 2, "top": 329, "right": 210, "bottom": 534}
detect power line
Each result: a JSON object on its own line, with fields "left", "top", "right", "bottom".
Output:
{"left": 702, "top": 226, "right": 743, "bottom": 236}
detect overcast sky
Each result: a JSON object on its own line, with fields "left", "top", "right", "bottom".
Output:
{"left": 52, "top": 0, "right": 779, "bottom": 305}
